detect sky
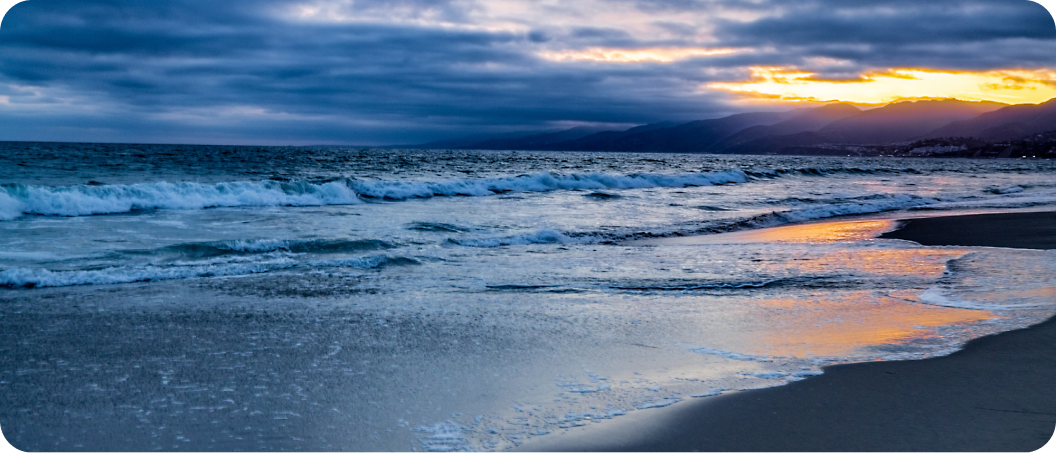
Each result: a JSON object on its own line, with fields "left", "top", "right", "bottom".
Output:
{"left": 0, "top": 0, "right": 1054, "bottom": 145}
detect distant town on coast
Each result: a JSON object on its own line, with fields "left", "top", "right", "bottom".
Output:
{"left": 410, "top": 98, "right": 1056, "bottom": 159}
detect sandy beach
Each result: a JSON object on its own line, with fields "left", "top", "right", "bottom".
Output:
{"left": 521, "top": 211, "right": 1056, "bottom": 452}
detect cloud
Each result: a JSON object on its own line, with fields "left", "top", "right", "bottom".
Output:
{"left": 0, "top": 0, "right": 1053, "bottom": 144}
{"left": 538, "top": 46, "right": 737, "bottom": 63}
{"left": 1028, "top": 0, "right": 1056, "bottom": 26}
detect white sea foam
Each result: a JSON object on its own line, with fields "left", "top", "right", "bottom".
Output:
{"left": 690, "top": 387, "right": 730, "bottom": 398}
{"left": 350, "top": 170, "right": 751, "bottom": 200}
{"left": 4, "top": 170, "right": 1054, "bottom": 222}
{"left": 686, "top": 347, "right": 780, "bottom": 362}
{"left": 448, "top": 229, "right": 587, "bottom": 247}
{"left": 755, "top": 194, "right": 929, "bottom": 227}
{"left": 0, "top": 254, "right": 417, "bottom": 288}
{"left": 918, "top": 287, "right": 1049, "bottom": 311}
{"left": 749, "top": 371, "right": 791, "bottom": 380}
{"left": 558, "top": 409, "right": 626, "bottom": 424}
{"left": 0, "top": 260, "right": 298, "bottom": 288}
{"left": 636, "top": 398, "right": 681, "bottom": 409}
{"left": 987, "top": 185, "right": 1025, "bottom": 194}
{"left": 0, "top": 191, "right": 23, "bottom": 220}
{"left": 0, "top": 179, "right": 361, "bottom": 219}
{"left": 414, "top": 422, "right": 470, "bottom": 452}
{"left": 216, "top": 239, "right": 296, "bottom": 252}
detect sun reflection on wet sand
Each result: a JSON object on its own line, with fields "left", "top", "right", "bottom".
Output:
{"left": 744, "top": 291, "right": 995, "bottom": 358}
{"left": 651, "top": 218, "right": 1003, "bottom": 359}
{"left": 641, "top": 219, "right": 898, "bottom": 245}
{"left": 761, "top": 248, "right": 969, "bottom": 278}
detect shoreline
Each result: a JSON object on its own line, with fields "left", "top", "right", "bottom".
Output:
{"left": 879, "top": 211, "right": 1056, "bottom": 250}
{"left": 521, "top": 210, "right": 1056, "bottom": 452}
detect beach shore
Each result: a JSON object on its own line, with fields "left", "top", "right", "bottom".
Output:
{"left": 880, "top": 211, "right": 1056, "bottom": 250}
{"left": 521, "top": 211, "right": 1056, "bottom": 452}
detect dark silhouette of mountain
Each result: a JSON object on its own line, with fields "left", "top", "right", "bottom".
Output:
{"left": 708, "top": 104, "right": 862, "bottom": 152}
{"left": 816, "top": 99, "right": 1006, "bottom": 144}
{"left": 465, "top": 126, "right": 614, "bottom": 150}
{"left": 719, "top": 131, "right": 831, "bottom": 155}
{"left": 552, "top": 112, "right": 797, "bottom": 153}
{"left": 415, "top": 130, "right": 552, "bottom": 149}
{"left": 533, "top": 122, "right": 677, "bottom": 151}
{"left": 924, "top": 98, "right": 1056, "bottom": 142}
{"left": 407, "top": 97, "right": 1056, "bottom": 158}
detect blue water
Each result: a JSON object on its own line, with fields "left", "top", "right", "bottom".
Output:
{"left": 1, "top": 142, "right": 1055, "bottom": 451}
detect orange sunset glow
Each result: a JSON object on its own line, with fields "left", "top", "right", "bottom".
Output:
{"left": 710, "top": 67, "right": 1056, "bottom": 105}
{"left": 749, "top": 291, "right": 995, "bottom": 358}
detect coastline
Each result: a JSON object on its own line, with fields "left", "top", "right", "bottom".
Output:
{"left": 879, "top": 211, "right": 1056, "bottom": 250}
{"left": 520, "top": 210, "right": 1056, "bottom": 452}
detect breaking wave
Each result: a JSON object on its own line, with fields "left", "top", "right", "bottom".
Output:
{"left": 161, "top": 238, "right": 398, "bottom": 258}
{"left": 0, "top": 166, "right": 1036, "bottom": 220}
{"left": 0, "top": 179, "right": 361, "bottom": 219}
{"left": 0, "top": 168, "right": 837, "bottom": 220}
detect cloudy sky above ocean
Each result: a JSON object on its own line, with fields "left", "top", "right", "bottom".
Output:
{"left": 0, "top": 0, "right": 1053, "bottom": 144}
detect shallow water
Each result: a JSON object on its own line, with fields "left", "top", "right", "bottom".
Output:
{"left": 1, "top": 143, "right": 1055, "bottom": 451}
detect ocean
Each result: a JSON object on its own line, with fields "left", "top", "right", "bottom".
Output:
{"left": 1, "top": 142, "right": 1055, "bottom": 451}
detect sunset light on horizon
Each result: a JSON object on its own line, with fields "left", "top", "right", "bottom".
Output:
{"left": 710, "top": 67, "right": 1056, "bottom": 105}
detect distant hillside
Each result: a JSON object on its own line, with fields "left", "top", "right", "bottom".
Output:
{"left": 774, "top": 131, "right": 1056, "bottom": 159}
{"left": 724, "top": 99, "right": 1010, "bottom": 155}
{"left": 459, "top": 112, "right": 796, "bottom": 153}
{"left": 815, "top": 99, "right": 1006, "bottom": 144}
{"left": 533, "top": 122, "right": 677, "bottom": 151}
{"left": 708, "top": 104, "right": 861, "bottom": 153}
{"left": 468, "top": 126, "right": 614, "bottom": 150}
{"left": 414, "top": 130, "right": 553, "bottom": 149}
{"left": 924, "top": 98, "right": 1056, "bottom": 142}
{"left": 408, "top": 97, "right": 1056, "bottom": 158}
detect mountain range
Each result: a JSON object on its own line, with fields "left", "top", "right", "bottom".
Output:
{"left": 413, "top": 98, "right": 1056, "bottom": 157}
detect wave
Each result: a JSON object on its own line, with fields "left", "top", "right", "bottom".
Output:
{"left": 917, "top": 287, "right": 1050, "bottom": 311}
{"left": 738, "top": 194, "right": 930, "bottom": 227}
{"left": 686, "top": 347, "right": 781, "bottom": 363}
{"left": 444, "top": 194, "right": 934, "bottom": 248}
{"left": 485, "top": 284, "right": 559, "bottom": 291}
{"left": 0, "top": 254, "right": 419, "bottom": 288}
{"left": 161, "top": 238, "right": 398, "bottom": 258}
{"left": 2, "top": 166, "right": 1048, "bottom": 221}
{"left": 348, "top": 170, "right": 751, "bottom": 200}
{"left": 985, "top": 185, "right": 1025, "bottom": 195}
{"left": 0, "top": 170, "right": 754, "bottom": 219}
{"left": 444, "top": 228, "right": 586, "bottom": 247}
{"left": 584, "top": 192, "right": 621, "bottom": 199}
{"left": 0, "top": 179, "right": 360, "bottom": 219}
{"left": 610, "top": 280, "right": 781, "bottom": 291}
{"left": 406, "top": 222, "right": 470, "bottom": 233}
{"left": 742, "top": 167, "right": 922, "bottom": 180}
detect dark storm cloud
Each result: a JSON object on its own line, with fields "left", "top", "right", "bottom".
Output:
{"left": 0, "top": 0, "right": 1053, "bottom": 144}
{"left": 707, "top": 0, "right": 1056, "bottom": 70}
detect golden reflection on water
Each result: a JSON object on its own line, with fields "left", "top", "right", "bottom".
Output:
{"left": 688, "top": 218, "right": 999, "bottom": 358}
{"left": 761, "top": 248, "right": 969, "bottom": 278}
{"left": 641, "top": 219, "right": 898, "bottom": 246}
{"left": 748, "top": 291, "right": 994, "bottom": 358}
{"left": 733, "top": 219, "right": 896, "bottom": 243}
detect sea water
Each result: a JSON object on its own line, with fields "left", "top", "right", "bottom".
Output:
{"left": 1, "top": 143, "right": 1055, "bottom": 451}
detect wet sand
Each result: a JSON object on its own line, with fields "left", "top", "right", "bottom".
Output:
{"left": 523, "top": 211, "right": 1056, "bottom": 452}
{"left": 880, "top": 211, "right": 1056, "bottom": 250}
